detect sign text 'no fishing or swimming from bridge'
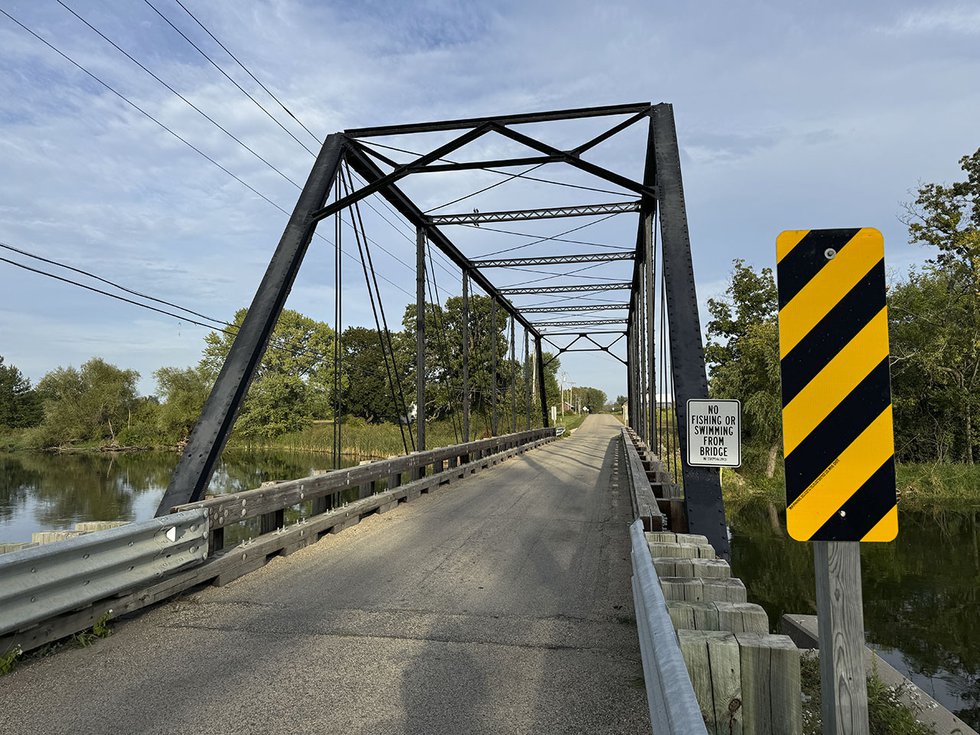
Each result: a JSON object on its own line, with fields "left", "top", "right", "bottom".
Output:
{"left": 776, "top": 228, "right": 897, "bottom": 543}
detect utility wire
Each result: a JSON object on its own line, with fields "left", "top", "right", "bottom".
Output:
{"left": 171, "top": 0, "right": 322, "bottom": 145}
{"left": 359, "top": 139, "right": 627, "bottom": 197}
{"left": 0, "top": 240, "right": 226, "bottom": 329}
{"left": 0, "top": 6, "right": 288, "bottom": 215}
{"left": 56, "top": 0, "right": 302, "bottom": 190}
{"left": 480, "top": 212, "right": 623, "bottom": 257}
{"left": 142, "top": 0, "right": 318, "bottom": 158}
{"left": 0, "top": 254, "right": 236, "bottom": 334}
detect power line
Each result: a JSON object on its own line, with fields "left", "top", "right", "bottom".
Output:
{"left": 142, "top": 0, "right": 318, "bottom": 158}
{"left": 0, "top": 240, "right": 227, "bottom": 329}
{"left": 480, "top": 212, "right": 623, "bottom": 257}
{"left": 359, "top": 139, "right": 627, "bottom": 197}
{"left": 0, "top": 6, "right": 289, "bottom": 215}
{"left": 0, "top": 254, "right": 234, "bottom": 334}
{"left": 56, "top": 0, "right": 302, "bottom": 190}
{"left": 0, "top": 8, "right": 417, "bottom": 302}
{"left": 171, "top": 0, "right": 322, "bottom": 145}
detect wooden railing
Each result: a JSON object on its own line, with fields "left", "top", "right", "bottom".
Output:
{"left": 172, "top": 428, "right": 556, "bottom": 582}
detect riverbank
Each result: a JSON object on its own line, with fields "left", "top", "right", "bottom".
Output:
{"left": 722, "top": 461, "right": 980, "bottom": 512}
{"left": 1, "top": 412, "right": 591, "bottom": 460}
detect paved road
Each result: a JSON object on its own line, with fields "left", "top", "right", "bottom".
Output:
{"left": 1, "top": 415, "right": 649, "bottom": 734}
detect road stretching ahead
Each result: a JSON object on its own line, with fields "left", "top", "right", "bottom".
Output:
{"left": 1, "top": 414, "right": 649, "bottom": 734}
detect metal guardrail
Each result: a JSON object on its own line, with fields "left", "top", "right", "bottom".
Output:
{"left": 629, "top": 519, "right": 708, "bottom": 734}
{"left": 0, "top": 510, "right": 209, "bottom": 636}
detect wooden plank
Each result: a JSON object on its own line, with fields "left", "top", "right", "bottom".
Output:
{"left": 814, "top": 541, "right": 869, "bottom": 735}
{"left": 715, "top": 602, "right": 769, "bottom": 634}
{"left": 678, "top": 630, "right": 742, "bottom": 735}
{"left": 735, "top": 632, "right": 801, "bottom": 735}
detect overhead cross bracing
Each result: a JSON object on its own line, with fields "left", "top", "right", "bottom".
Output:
{"left": 159, "top": 101, "right": 730, "bottom": 560}
{"left": 534, "top": 319, "right": 626, "bottom": 327}
{"left": 499, "top": 282, "right": 631, "bottom": 295}
{"left": 521, "top": 304, "right": 629, "bottom": 314}
{"left": 426, "top": 201, "right": 641, "bottom": 225}
{"left": 472, "top": 252, "right": 634, "bottom": 268}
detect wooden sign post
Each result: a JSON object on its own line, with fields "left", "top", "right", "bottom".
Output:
{"left": 776, "top": 228, "right": 898, "bottom": 735}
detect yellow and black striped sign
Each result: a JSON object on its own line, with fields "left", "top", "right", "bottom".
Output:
{"left": 776, "top": 228, "right": 897, "bottom": 542}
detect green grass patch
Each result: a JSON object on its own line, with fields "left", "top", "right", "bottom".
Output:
{"left": 723, "top": 454, "right": 979, "bottom": 513}
{"left": 801, "top": 651, "right": 935, "bottom": 735}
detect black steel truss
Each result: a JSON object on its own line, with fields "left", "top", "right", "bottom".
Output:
{"left": 520, "top": 303, "right": 629, "bottom": 314}
{"left": 159, "top": 100, "right": 728, "bottom": 561}
{"left": 533, "top": 319, "right": 625, "bottom": 327}
{"left": 427, "top": 201, "right": 639, "bottom": 226}
{"left": 472, "top": 253, "right": 633, "bottom": 268}
{"left": 499, "top": 282, "right": 631, "bottom": 295}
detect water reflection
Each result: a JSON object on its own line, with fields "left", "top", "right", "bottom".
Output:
{"left": 0, "top": 450, "right": 350, "bottom": 544}
{"left": 729, "top": 498, "right": 980, "bottom": 728}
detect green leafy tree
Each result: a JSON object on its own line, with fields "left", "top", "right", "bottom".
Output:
{"left": 338, "top": 326, "right": 412, "bottom": 423}
{"left": 153, "top": 366, "right": 213, "bottom": 443}
{"left": 200, "top": 308, "right": 335, "bottom": 440}
{"left": 900, "top": 148, "right": 980, "bottom": 463}
{"left": 706, "top": 260, "right": 782, "bottom": 476}
{"left": 0, "top": 355, "right": 42, "bottom": 429}
{"left": 36, "top": 358, "right": 140, "bottom": 445}
{"left": 402, "top": 297, "right": 559, "bottom": 430}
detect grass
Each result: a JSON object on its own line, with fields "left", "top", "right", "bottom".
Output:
{"left": 0, "top": 645, "right": 22, "bottom": 676}
{"left": 234, "top": 412, "right": 585, "bottom": 459}
{"left": 70, "top": 612, "right": 113, "bottom": 648}
{"left": 801, "top": 651, "right": 936, "bottom": 735}
{"left": 720, "top": 452, "right": 979, "bottom": 512}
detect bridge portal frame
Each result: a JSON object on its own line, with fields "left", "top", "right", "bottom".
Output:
{"left": 154, "top": 102, "right": 728, "bottom": 559}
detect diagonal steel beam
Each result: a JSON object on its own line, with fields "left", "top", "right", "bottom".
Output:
{"left": 309, "top": 124, "right": 493, "bottom": 223}
{"left": 343, "top": 144, "right": 540, "bottom": 337}
{"left": 490, "top": 123, "right": 655, "bottom": 197}
{"left": 156, "top": 134, "right": 347, "bottom": 514}
{"left": 428, "top": 201, "right": 640, "bottom": 225}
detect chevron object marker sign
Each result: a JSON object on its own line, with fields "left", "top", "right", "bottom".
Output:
{"left": 776, "top": 228, "right": 897, "bottom": 542}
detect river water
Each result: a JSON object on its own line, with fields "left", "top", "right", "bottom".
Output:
{"left": 1, "top": 451, "right": 977, "bottom": 726}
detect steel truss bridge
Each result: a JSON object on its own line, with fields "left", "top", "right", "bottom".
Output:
{"left": 155, "top": 101, "right": 728, "bottom": 561}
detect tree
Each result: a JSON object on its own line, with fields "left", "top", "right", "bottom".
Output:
{"left": 154, "top": 366, "right": 212, "bottom": 443}
{"left": 401, "top": 297, "right": 560, "bottom": 430}
{"left": 0, "top": 355, "right": 42, "bottom": 429}
{"left": 900, "top": 148, "right": 980, "bottom": 463}
{"left": 200, "top": 308, "right": 335, "bottom": 439}
{"left": 338, "top": 326, "right": 411, "bottom": 423}
{"left": 706, "top": 260, "right": 782, "bottom": 476}
{"left": 36, "top": 358, "right": 140, "bottom": 445}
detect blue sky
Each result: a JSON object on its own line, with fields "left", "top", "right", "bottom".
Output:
{"left": 1, "top": 0, "right": 978, "bottom": 403}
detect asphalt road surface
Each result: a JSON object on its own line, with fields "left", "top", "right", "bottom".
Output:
{"left": 1, "top": 414, "right": 649, "bottom": 734}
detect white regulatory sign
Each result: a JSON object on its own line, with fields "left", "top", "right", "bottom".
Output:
{"left": 686, "top": 399, "right": 741, "bottom": 468}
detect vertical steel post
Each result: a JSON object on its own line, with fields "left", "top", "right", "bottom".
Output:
{"left": 416, "top": 226, "right": 427, "bottom": 452}
{"left": 535, "top": 335, "right": 548, "bottom": 427}
{"left": 626, "top": 319, "right": 635, "bottom": 430}
{"left": 510, "top": 316, "right": 517, "bottom": 434}
{"left": 491, "top": 298, "right": 499, "bottom": 436}
{"left": 462, "top": 271, "right": 470, "bottom": 443}
{"left": 638, "top": 259, "right": 648, "bottom": 444}
{"left": 645, "top": 211, "right": 657, "bottom": 451}
{"left": 155, "top": 133, "right": 346, "bottom": 515}
{"left": 652, "top": 103, "right": 729, "bottom": 559}
{"left": 523, "top": 329, "right": 531, "bottom": 430}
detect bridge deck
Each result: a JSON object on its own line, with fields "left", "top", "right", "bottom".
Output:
{"left": 1, "top": 415, "right": 649, "bottom": 734}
